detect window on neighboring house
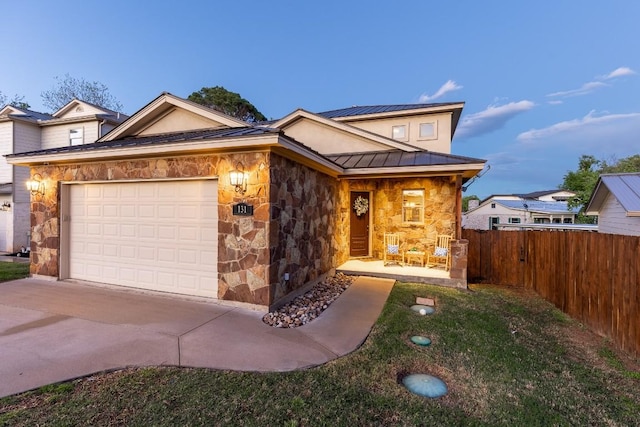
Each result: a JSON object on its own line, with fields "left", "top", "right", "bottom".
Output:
{"left": 418, "top": 122, "right": 437, "bottom": 139}
{"left": 402, "top": 189, "right": 424, "bottom": 223}
{"left": 70, "top": 128, "right": 84, "bottom": 146}
{"left": 563, "top": 218, "right": 573, "bottom": 224}
{"left": 509, "top": 217, "right": 521, "bottom": 224}
{"left": 491, "top": 203, "right": 496, "bottom": 208}
{"left": 489, "top": 217, "right": 499, "bottom": 230}
{"left": 392, "top": 125, "right": 407, "bottom": 141}
{"left": 552, "top": 218, "right": 562, "bottom": 224}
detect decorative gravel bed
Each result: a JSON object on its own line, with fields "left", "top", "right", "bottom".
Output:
{"left": 262, "top": 273, "right": 356, "bottom": 328}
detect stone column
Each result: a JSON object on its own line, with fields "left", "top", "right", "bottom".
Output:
{"left": 450, "top": 239, "right": 468, "bottom": 289}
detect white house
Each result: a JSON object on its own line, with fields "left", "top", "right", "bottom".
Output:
{"left": 0, "top": 100, "right": 127, "bottom": 252}
{"left": 463, "top": 190, "right": 578, "bottom": 230}
{"left": 585, "top": 173, "right": 640, "bottom": 236}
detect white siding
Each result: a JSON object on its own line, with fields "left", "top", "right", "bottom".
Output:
{"left": 462, "top": 202, "right": 527, "bottom": 230}
{"left": 0, "top": 122, "right": 13, "bottom": 183}
{"left": 597, "top": 193, "right": 640, "bottom": 236}
{"left": 41, "top": 121, "right": 100, "bottom": 149}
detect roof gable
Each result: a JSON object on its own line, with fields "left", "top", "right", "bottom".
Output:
{"left": 585, "top": 173, "right": 640, "bottom": 216}
{"left": 272, "top": 109, "right": 419, "bottom": 155}
{"left": 100, "top": 92, "right": 248, "bottom": 142}
{"left": 53, "top": 99, "right": 122, "bottom": 119}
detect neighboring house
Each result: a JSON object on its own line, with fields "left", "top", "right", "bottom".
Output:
{"left": 585, "top": 173, "right": 640, "bottom": 236}
{"left": 463, "top": 190, "right": 578, "bottom": 230}
{"left": 0, "top": 100, "right": 127, "bottom": 252}
{"left": 7, "top": 92, "right": 485, "bottom": 310}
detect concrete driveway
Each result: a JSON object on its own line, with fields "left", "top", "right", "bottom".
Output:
{"left": 0, "top": 276, "right": 394, "bottom": 398}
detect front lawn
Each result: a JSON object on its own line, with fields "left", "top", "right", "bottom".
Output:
{"left": 1, "top": 282, "right": 638, "bottom": 426}
{"left": 0, "top": 261, "right": 29, "bottom": 282}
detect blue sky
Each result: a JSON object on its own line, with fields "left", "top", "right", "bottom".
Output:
{"left": 2, "top": 1, "right": 639, "bottom": 198}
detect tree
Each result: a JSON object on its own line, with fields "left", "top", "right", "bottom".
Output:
{"left": 188, "top": 86, "right": 266, "bottom": 122}
{"left": 462, "top": 195, "right": 480, "bottom": 212}
{"left": 0, "top": 91, "right": 30, "bottom": 109}
{"left": 561, "top": 154, "right": 640, "bottom": 223}
{"left": 41, "top": 74, "right": 123, "bottom": 112}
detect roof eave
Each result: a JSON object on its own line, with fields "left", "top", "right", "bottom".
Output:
{"left": 6, "top": 133, "right": 281, "bottom": 166}
{"left": 339, "top": 162, "right": 485, "bottom": 179}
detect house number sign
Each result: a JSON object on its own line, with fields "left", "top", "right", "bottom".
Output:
{"left": 233, "top": 202, "right": 254, "bottom": 216}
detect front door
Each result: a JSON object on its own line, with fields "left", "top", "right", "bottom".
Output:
{"left": 350, "top": 191, "right": 370, "bottom": 257}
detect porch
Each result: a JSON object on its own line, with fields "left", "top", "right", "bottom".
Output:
{"left": 336, "top": 258, "right": 466, "bottom": 289}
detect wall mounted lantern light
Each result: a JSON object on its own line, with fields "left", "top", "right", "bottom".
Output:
{"left": 0, "top": 201, "right": 10, "bottom": 211}
{"left": 229, "top": 163, "right": 249, "bottom": 195}
{"left": 26, "top": 173, "right": 45, "bottom": 196}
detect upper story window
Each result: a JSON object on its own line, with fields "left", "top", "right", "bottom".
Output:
{"left": 491, "top": 203, "right": 496, "bottom": 208}
{"left": 392, "top": 125, "right": 407, "bottom": 141}
{"left": 70, "top": 128, "right": 84, "bottom": 146}
{"left": 402, "top": 189, "right": 424, "bottom": 223}
{"left": 418, "top": 122, "right": 437, "bottom": 139}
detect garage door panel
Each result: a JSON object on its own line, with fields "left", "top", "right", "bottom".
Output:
{"left": 69, "top": 180, "right": 218, "bottom": 299}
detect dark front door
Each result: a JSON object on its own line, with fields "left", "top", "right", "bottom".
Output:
{"left": 350, "top": 191, "right": 370, "bottom": 257}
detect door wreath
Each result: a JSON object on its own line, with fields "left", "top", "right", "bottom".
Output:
{"left": 353, "top": 196, "right": 369, "bottom": 217}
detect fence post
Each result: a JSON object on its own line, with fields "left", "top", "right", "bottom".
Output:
{"left": 450, "top": 239, "right": 468, "bottom": 289}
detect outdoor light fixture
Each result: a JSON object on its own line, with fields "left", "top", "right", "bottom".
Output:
{"left": 229, "top": 163, "right": 249, "bottom": 194}
{"left": 26, "top": 173, "right": 45, "bottom": 196}
{"left": 0, "top": 201, "right": 10, "bottom": 211}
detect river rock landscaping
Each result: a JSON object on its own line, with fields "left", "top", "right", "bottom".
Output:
{"left": 262, "top": 273, "right": 355, "bottom": 327}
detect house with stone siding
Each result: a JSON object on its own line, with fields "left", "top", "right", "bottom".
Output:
{"left": 7, "top": 92, "right": 485, "bottom": 310}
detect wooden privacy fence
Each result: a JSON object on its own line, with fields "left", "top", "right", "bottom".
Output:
{"left": 462, "top": 229, "right": 640, "bottom": 358}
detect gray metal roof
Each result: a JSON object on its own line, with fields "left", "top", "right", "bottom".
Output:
{"left": 498, "top": 200, "right": 579, "bottom": 214}
{"left": 318, "top": 103, "right": 462, "bottom": 119}
{"left": 3, "top": 107, "right": 53, "bottom": 121}
{"left": 6, "top": 127, "right": 278, "bottom": 158}
{"left": 586, "top": 173, "right": 640, "bottom": 214}
{"left": 325, "top": 150, "right": 484, "bottom": 169}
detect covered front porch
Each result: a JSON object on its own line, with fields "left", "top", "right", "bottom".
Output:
{"left": 336, "top": 258, "right": 467, "bottom": 289}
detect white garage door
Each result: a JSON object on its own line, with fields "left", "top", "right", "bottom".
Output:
{"left": 68, "top": 180, "right": 218, "bottom": 298}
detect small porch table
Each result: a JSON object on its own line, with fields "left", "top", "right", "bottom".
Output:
{"left": 404, "top": 250, "right": 425, "bottom": 267}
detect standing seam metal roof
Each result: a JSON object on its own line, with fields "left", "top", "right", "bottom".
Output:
{"left": 6, "top": 127, "right": 278, "bottom": 158}
{"left": 600, "top": 174, "right": 640, "bottom": 213}
{"left": 317, "top": 103, "right": 462, "bottom": 119}
{"left": 325, "top": 150, "right": 484, "bottom": 168}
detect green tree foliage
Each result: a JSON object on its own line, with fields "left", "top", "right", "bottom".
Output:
{"left": 462, "top": 195, "right": 480, "bottom": 212}
{"left": 561, "top": 154, "right": 640, "bottom": 223}
{"left": 188, "top": 86, "right": 266, "bottom": 123}
{"left": 0, "top": 91, "right": 30, "bottom": 109}
{"left": 41, "top": 74, "right": 123, "bottom": 112}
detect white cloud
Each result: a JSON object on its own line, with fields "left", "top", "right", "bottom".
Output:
{"left": 517, "top": 110, "right": 640, "bottom": 142}
{"left": 546, "top": 81, "right": 608, "bottom": 98}
{"left": 547, "top": 66, "right": 636, "bottom": 99}
{"left": 603, "top": 66, "right": 636, "bottom": 79}
{"left": 547, "top": 100, "right": 563, "bottom": 105}
{"left": 455, "top": 100, "right": 535, "bottom": 139}
{"left": 419, "top": 80, "right": 463, "bottom": 102}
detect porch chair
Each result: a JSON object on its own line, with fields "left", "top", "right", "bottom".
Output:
{"left": 383, "top": 233, "right": 403, "bottom": 266}
{"left": 426, "top": 234, "right": 452, "bottom": 271}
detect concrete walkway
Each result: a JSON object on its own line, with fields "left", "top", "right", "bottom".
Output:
{"left": 0, "top": 276, "right": 395, "bottom": 398}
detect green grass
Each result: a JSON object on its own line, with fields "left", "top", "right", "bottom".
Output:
{"left": 1, "top": 282, "right": 638, "bottom": 426}
{"left": 0, "top": 261, "right": 29, "bottom": 282}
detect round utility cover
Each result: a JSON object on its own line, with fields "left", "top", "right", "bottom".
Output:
{"left": 402, "top": 374, "right": 447, "bottom": 398}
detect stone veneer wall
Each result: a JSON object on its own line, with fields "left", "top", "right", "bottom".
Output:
{"left": 29, "top": 152, "right": 273, "bottom": 307}
{"left": 337, "top": 176, "right": 457, "bottom": 261}
{"left": 269, "top": 153, "right": 339, "bottom": 306}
